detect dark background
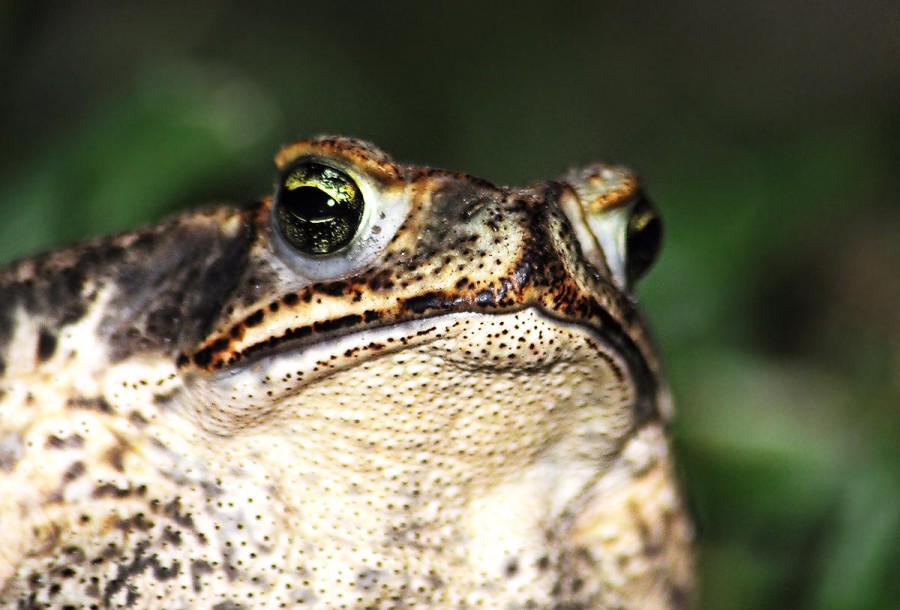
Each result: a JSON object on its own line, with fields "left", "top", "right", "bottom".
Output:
{"left": 1, "top": 2, "right": 898, "bottom": 608}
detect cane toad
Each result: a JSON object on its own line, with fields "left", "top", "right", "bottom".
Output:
{"left": 0, "top": 137, "right": 692, "bottom": 609}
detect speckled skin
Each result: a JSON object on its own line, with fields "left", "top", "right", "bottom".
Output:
{"left": 0, "top": 137, "right": 692, "bottom": 609}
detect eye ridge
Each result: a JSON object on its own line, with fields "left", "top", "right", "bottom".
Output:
{"left": 275, "top": 161, "right": 365, "bottom": 256}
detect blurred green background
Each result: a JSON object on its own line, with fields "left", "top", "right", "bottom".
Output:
{"left": 1, "top": 2, "right": 898, "bottom": 608}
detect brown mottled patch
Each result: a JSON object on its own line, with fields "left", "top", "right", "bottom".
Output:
{"left": 105, "top": 444, "right": 126, "bottom": 472}
{"left": 212, "top": 602, "right": 247, "bottom": 610}
{"left": 63, "top": 461, "right": 86, "bottom": 482}
{"left": 92, "top": 481, "right": 143, "bottom": 499}
{"left": 190, "top": 559, "right": 213, "bottom": 592}
{"left": 67, "top": 396, "right": 112, "bottom": 413}
{"left": 45, "top": 434, "right": 85, "bottom": 449}
{"left": 115, "top": 512, "right": 154, "bottom": 533}
{"left": 128, "top": 411, "right": 149, "bottom": 426}
{"left": 162, "top": 526, "right": 183, "bottom": 547}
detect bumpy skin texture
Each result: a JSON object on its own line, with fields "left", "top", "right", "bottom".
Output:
{"left": 0, "top": 137, "right": 692, "bottom": 609}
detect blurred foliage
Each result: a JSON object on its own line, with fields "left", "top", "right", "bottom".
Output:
{"left": 1, "top": 1, "right": 898, "bottom": 608}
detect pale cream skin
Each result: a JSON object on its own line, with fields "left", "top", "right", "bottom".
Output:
{"left": 0, "top": 137, "right": 692, "bottom": 609}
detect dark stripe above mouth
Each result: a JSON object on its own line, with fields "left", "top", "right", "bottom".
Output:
{"left": 179, "top": 286, "right": 660, "bottom": 429}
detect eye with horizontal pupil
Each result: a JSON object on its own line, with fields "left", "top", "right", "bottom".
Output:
{"left": 275, "top": 162, "right": 365, "bottom": 256}
{"left": 624, "top": 198, "right": 663, "bottom": 285}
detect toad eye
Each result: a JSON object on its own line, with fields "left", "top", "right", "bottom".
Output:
{"left": 274, "top": 161, "right": 365, "bottom": 256}
{"left": 624, "top": 197, "right": 663, "bottom": 285}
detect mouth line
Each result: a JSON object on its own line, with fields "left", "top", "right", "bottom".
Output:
{"left": 182, "top": 297, "right": 660, "bottom": 426}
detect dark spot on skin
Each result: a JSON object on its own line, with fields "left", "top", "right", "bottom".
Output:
{"left": 192, "top": 335, "right": 234, "bottom": 367}
{"left": 316, "top": 280, "right": 349, "bottom": 297}
{"left": 286, "top": 326, "right": 310, "bottom": 341}
{"left": 575, "top": 547, "right": 594, "bottom": 565}
{"left": 63, "top": 461, "right": 85, "bottom": 482}
{"left": 282, "top": 292, "right": 299, "bottom": 306}
{"left": 63, "top": 545, "right": 86, "bottom": 563}
{"left": 363, "top": 309, "right": 379, "bottom": 322}
{"left": 161, "top": 497, "right": 198, "bottom": 533}
{"left": 46, "top": 434, "right": 84, "bottom": 449}
{"left": 244, "top": 309, "right": 264, "bottom": 327}
{"left": 401, "top": 292, "right": 450, "bottom": 314}
{"left": 86, "top": 581, "right": 100, "bottom": 598}
{"left": 153, "top": 389, "right": 178, "bottom": 408}
{"left": 191, "top": 559, "right": 213, "bottom": 592}
{"left": 192, "top": 347, "right": 213, "bottom": 368}
{"left": 162, "top": 526, "right": 182, "bottom": 547}
{"left": 67, "top": 396, "right": 112, "bottom": 413}
{"left": 212, "top": 603, "right": 247, "bottom": 610}
{"left": 93, "top": 482, "right": 134, "bottom": 499}
{"left": 367, "top": 273, "right": 387, "bottom": 290}
{"left": 102, "top": 540, "right": 181, "bottom": 607}
{"left": 505, "top": 558, "right": 519, "bottom": 577}
{"left": 426, "top": 571, "right": 445, "bottom": 590}
{"left": 105, "top": 445, "right": 126, "bottom": 472}
{"left": 115, "top": 513, "right": 154, "bottom": 532}
{"left": 209, "top": 337, "right": 231, "bottom": 354}
{"left": 312, "top": 314, "right": 363, "bottom": 333}
{"left": 222, "top": 546, "right": 239, "bottom": 581}
{"left": 36, "top": 328, "right": 57, "bottom": 362}
{"left": 128, "top": 411, "right": 148, "bottom": 427}
{"left": 354, "top": 568, "right": 382, "bottom": 591}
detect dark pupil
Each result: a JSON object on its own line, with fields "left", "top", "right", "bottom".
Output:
{"left": 292, "top": 186, "right": 343, "bottom": 220}
{"left": 275, "top": 163, "right": 364, "bottom": 256}
{"left": 625, "top": 200, "right": 663, "bottom": 284}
